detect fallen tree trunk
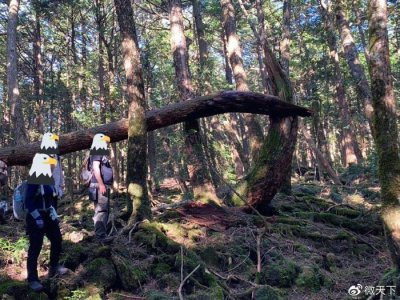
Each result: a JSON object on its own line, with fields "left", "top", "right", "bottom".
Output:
{"left": 0, "top": 91, "right": 311, "bottom": 166}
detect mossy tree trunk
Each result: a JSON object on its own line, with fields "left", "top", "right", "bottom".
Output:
{"left": 114, "top": 0, "right": 151, "bottom": 222}
{"left": 7, "top": 0, "right": 26, "bottom": 146}
{"left": 231, "top": 0, "right": 299, "bottom": 211}
{"left": 368, "top": 0, "right": 400, "bottom": 268}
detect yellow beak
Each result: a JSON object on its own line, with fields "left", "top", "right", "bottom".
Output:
{"left": 43, "top": 157, "right": 58, "bottom": 166}
{"left": 51, "top": 134, "right": 59, "bottom": 141}
{"left": 102, "top": 135, "right": 111, "bottom": 143}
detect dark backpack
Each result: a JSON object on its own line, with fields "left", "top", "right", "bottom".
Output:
{"left": 80, "top": 153, "right": 111, "bottom": 186}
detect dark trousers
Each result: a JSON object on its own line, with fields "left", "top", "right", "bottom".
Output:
{"left": 89, "top": 187, "right": 110, "bottom": 239}
{"left": 26, "top": 213, "right": 62, "bottom": 282}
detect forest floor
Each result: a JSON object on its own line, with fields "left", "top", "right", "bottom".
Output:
{"left": 0, "top": 165, "right": 395, "bottom": 300}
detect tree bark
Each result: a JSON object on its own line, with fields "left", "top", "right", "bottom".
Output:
{"left": 192, "top": 0, "right": 222, "bottom": 187}
{"left": 7, "top": 0, "right": 26, "bottom": 145}
{"left": 280, "top": 0, "right": 291, "bottom": 73}
{"left": 229, "top": 0, "right": 299, "bottom": 209}
{"left": 0, "top": 91, "right": 311, "bottom": 166}
{"left": 367, "top": 0, "right": 400, "bottom": 268}
{"left": 169, "top": 0, "right": 215, "bottom": 199}
{"left": 115, "top": 0, "right": 151, "bottom": 222}
{"left": 335, "top": 0, "right": 374, "bottom": 130}
{"left": 33, "top": 2, "right": 44, "bottom": 133}
{"left": 220, "top": 0, "right": 264, "bottom": 162}
{"left": 320, "top": 1, "right": 363, "bottom": 167}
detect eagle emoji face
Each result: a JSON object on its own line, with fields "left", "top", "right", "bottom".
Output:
{"left": 27, "top": 153, "right": 57, "bottom": 185}
{"left": 90, "top": 133, "right": 110, "bottom": 155}
{"left": 40, "top": 132, "right": 60, "bottom": 155}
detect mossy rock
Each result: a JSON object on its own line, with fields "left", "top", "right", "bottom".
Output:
{"left": 61, "top": 242, "right": 88, "bottom": 270}
{"left": 84, "top": 257, "right": 116, "bottom": 289}
{"left": 260, "top": 259, "right": 300, "bottom": 287}
{"left": 0, "top": 279, "right": 48, "bottom": 300}
{"left": 93, "top": 245, "right": 112, "bottom": 258}
{"left": 292, "top": 185, "right": 321, "bottom": 196}
{"left": 295, "top": 266, "right": 326, "bottom": 292}
{"left": 134, "top": 222, "right": 181, "bottom": 254}
{"left": 254, "top": 286, "right": 282, "bottom": 300}
{"left": 112, "top": 253, "right": 147, "bottom": 290}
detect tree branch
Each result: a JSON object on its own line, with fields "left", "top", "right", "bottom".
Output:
{"left": 0, "top": 91, "right": 311, "bottom": 166}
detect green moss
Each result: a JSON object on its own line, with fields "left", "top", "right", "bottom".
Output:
{"left": 158, "top": 273, "right": 180, "bottom": 289}
{"left": 112, "top": 253, "right": 147, "bottom": 290}
{"left": 231, "top": 182, "right": 247, "bottom": 206}
{"left": 295, "top": 266, "right": 326, "bottom": 292}
{"left": 325, "top": 253, "right": 337, "bottom": 272}
{"left": 93, "top": 245, "right": 112, "bottom": 258}
{"left": 61, "top": 243, "right": 88, "bottom": 270}
{"left": 0, "top": 279, "right": 48, "bottom": 300}
{"left": 197, "top": 246, "right": 220, "bottom": 267}
{"left": 254, "top": 286, "right": 282, "bottom": 300}
{"left": 292, "top": 185, "right": 321, "bottom": 196}
{"left": 145, "top": 290, "right": 174, "bottom": 300}
{"left": 134, "top": 222, "right": 181, "bottom": 253}
{"left": 294, "top": 212, "right": 382, "bottom": 234}
{"left": 260, "top": 259, "right": 301, "bottom": 287}
{"left": 84, "top": 257, "right": 117, "bottom": 289}
{"left": 152, "top": 262, "right": 171, "bottom": 278}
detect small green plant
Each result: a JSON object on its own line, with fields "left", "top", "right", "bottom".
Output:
{"left": 0, "top": 237, "right": 28, "bottom": 265}
{"left": 64, "top": 289, "right": 89, "bottom": 300}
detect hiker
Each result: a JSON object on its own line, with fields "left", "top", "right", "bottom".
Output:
{"left": 88, "top": 133, "right": 113, "bottom": 244}
{"left": 25, "top": 134, "right": 68, "bottom": 292}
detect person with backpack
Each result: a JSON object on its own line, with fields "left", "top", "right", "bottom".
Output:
{"left": 87, "top": 133, "right": 113, "bottom": 244}
{"left": 25, "top": 133, "right": 68, "bottom": 292}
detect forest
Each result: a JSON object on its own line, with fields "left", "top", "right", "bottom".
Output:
{"left": 0, "top": 0, "right": 399, "bottom": 299}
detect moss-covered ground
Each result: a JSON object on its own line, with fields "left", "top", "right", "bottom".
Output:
{"left": 0, "top": 167, "right": 393, "bottom": 299}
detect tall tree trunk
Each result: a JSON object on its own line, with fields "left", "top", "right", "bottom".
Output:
{"left": 368, "top": 0, "right": 400, "bottom": 268}
{"left": 221, "top": 29, "right": 233, "bottom": 84}
{"left": 33, "top": 3, "right": 44, "bottom": 133}
{"left": 279, "top": 0, "right": 292, "bottom": 193}
{"left": 280, "top": 0, "right": 291, "bottom": 73}
{"left": 335, "top": 0, "right": 374, "bottom": 131}
{"left": 169, "top": 0, "right": 216, "bottom": 200}
{"left": 320, "top": 1, "right": 363, "bottom": 167}
{"left": 352, "top": 0, "right": 370, "bottom": 63}
{"left": 192, "top": 0, "right": 222, "bottom": 187}
{"left": 220, "top": 0, "right": 264, "bottom": 163}
{"left": 115, "top": 0, "right": 151, "bottom": 222}
{"left": 7, "top": 0, "right": 26, "bottom": 145}
{"left": 96, "top": 0, "right": 107, "bottom": 124}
